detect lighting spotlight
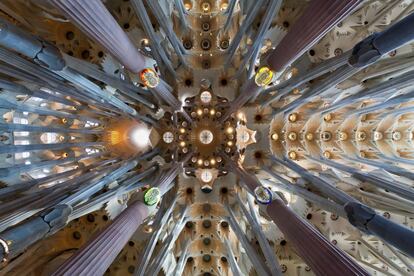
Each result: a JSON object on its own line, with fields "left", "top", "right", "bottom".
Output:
{"left": 184, "top": 2, "right": 192, "bottom": 11}
{"left": 201, "top": 2, "right": 210, "bottom": 12}
{"left": 130, "top": 127, "right": 150, "bottom": 148}
{"left": 220, "top": 2, "right": 228, "bottom": 11}
{"left": 141, "top": 38, "right": 149, "bottom": 46}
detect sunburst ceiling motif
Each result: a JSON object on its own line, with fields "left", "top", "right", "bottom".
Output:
{"left": 0, "top": 1, "right": 414, "bottom": 275}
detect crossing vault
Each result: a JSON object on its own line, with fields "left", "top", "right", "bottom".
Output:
{"left": 0, "top": 0, "right": 414, "bottom": 275}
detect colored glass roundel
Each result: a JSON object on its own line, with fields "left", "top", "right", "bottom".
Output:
{"left": 144, "top": 187, "right": 161, "bottom": 206}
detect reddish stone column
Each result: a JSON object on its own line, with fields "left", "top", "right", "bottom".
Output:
{"left": 52, "top": 201, "right": 149, "bottom": 276}
{"left": 267, "top": 0, "right": 363, "bottom": 72}
{"left": 50, "top": 0, "right": 146, "bottom": 73}
{"left": 266, "top": 198, "right": 369, "bottom": 275}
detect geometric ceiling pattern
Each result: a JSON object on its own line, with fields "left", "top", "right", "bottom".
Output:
{"left": 0, "top": 0, "right": 413, "bottom": 275}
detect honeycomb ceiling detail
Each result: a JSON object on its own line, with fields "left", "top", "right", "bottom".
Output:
{"left": 0, "top": 0, "right": 413, "bottom": 275}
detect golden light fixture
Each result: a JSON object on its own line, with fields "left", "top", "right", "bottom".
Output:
{"left": 220, "top": 2, "right": 228, "bottom": 11}
{"left": 305, "top": 133, "right": 314, "bottom": 141}
{"left": 338, "top": 131, "right": 348, "bottom": 141}
{"left": 288, "top": 132, "right": 297, "bottom": 141}
{"left": 356, "top": 131, "right": 366, "bottom": 141}
{"left": 323, "top": 151, "right": 332, "bottom": 159}
{"left": 288, "top": 113, "right": 298, "bottom": 122}
{"left": 288, "top": 151, "right": 298, "bottom": 160}
{"left": 271, "top": 133, "right": 279, "bottom": 141}
{"left": 141, "top": 38, "right": 149, "bottom": 46}
{"left": 226, "top": 127, "right": 234, "bottom": 134}
{"left": 143, "top": 225, "right": 153, "bottom": 233}
{"left": 324, "top": 113, "right": 333, "bottom": 122}
{"left": 201, "top": 2, "right": 211, "bottom": 12}
{"left": 184, "top": 2, "right": 192, "bottom": 11}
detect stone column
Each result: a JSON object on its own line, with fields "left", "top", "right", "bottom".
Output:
{"left": 345, "top": 202, "right": 414, "bottom": 258}
{"left": 51, "top": 0, "right": 186, "bottom": 115}
{"left": 50, "top": 0, "right": 146, "bottom": 74}
{"left": 0, "top": 142, "right": 104, "bottom": 154}
{"left": 267, "top": 0, "right": 363, "bottom": 72}
{"left": 266, "top": 198, "right": 369, "bottom": 276}
{"left": 226, "top": 207, "right": 271, "bottom": 276}
{"left": 52, "top": 201, "right": 149, "bottom": 276}
{"left": 0, "top": 152, "right": 103, "bottom": 178}
{"left": 0, "top": 18, "right": 64, "bottom": 70}
{"left": 0, "top": 122, "right": 102, "bottom": 135}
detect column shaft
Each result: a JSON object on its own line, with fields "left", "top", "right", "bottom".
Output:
{"left": 0, "top": 142, "right": 104, "bottom": 154}
{"left": 0, "top": 123, "right": 102, "bottom": 135}
{"left": 50, "top": 0, "right": 146, "bottom": 73}
{"left": 0, "top": 152, "right": 103, "bottom": 178}
{"left": 266, "top": 198, "right": 368, "bottom": 275}
{"left": 267, "top": 0, "right": 362, "bottom": 71}
{"left": 52, "top": 201, "right": 149, "bottom": 276}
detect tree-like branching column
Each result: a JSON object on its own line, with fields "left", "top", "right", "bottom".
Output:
{"left": 52, "top": 201, "right": 150, "bottom": 276}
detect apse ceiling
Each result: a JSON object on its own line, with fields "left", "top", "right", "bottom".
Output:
{"left": 0, "top": 0, "right": 414, "bottom": 275}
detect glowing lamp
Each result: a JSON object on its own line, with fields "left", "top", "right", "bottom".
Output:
{"left": 130, "top": 127, "right": 150, "bottom": 148}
